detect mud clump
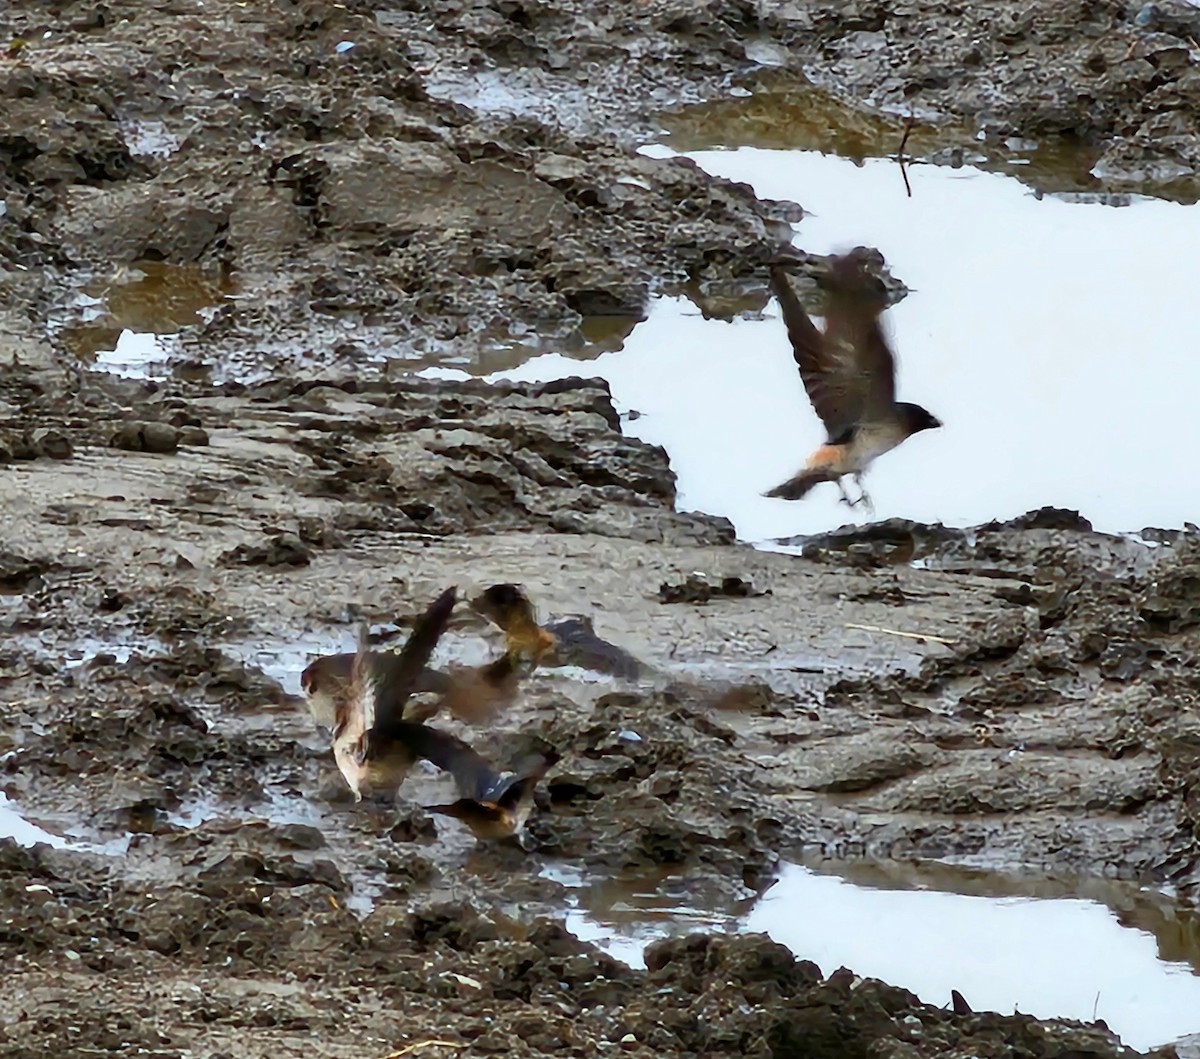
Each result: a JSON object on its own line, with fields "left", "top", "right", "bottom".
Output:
{"left": 0, "top": 840, "right": 1140, "bottom": 1057}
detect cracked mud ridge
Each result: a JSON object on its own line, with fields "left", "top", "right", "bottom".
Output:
{"left": 5, "top": 0, "right": 1200, "bottom": 1055}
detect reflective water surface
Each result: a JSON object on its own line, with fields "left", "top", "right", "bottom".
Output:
{"left": 558, "top": 859, "right": 1200, "bottom": 1052}
{"left": 423, "top": 145, "right": 1200, "bottom": 541}
{"left": 57, "top": 261, "right": 234, "bottom": 379}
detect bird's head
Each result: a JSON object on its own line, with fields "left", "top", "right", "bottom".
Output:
{"left": 299, "top": 660, "right": 322, "bottom": 696}
{"left": 471, "top": 583, "right": 535, "bottom": 625}
{"left": 897, "top": 402, "right": 942, "bottom": 435}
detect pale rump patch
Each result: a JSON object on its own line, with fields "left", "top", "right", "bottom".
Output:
{"left": 804, "top": 443, "right": 849, "bottom": 472}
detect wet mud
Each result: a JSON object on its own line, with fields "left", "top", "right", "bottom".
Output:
{"left": 4, "top": 0, "right": 1200, "bottom": 1053}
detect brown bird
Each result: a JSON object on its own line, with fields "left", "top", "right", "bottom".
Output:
{"left": 303, "top": 643, "right": 538, "bottom": 729}
{"left": 301, "top": 652, "right": 446, "bottom": 731}
{"left": 423, "top": 739, "right": 560, "bottom": 842}
{"left": 766, "top": 256, "right": 941, "bottom": 510}
{"left": 430, "top": 651, "right": 537, "bottom": 725}
{"left": 471, "top": 583, "right": 645, "bottom": 681}
{"left": 330, "top": 586, "right": 460, "bottom": 801}
{"left": 469, "top": 584, "right": 558, "bottom": 663}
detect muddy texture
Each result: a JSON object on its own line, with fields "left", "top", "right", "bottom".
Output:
{"left": 4, "top": 349, "right": 1200, "bottom": 1054}
{"left": 5, "top": 0, "right": 1200, "bottom": 1054}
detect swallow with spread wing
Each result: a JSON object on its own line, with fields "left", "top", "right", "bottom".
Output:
{"left": 470, "top": 583, "right": 645, "bottom": 681}
{"left": 302, "top": 647, "right": 531, "bottom": 729}
{"left": 301, "top": 651, "right": 447, "bottom": 732}
{"left": 330, "top": 586, "right": 460, "bottom": 801}
{"left": 766, "top": 256, "right": 941, "bottom": 510}
{"left": 422, "top": 737, "right": 560, "bottom": 842}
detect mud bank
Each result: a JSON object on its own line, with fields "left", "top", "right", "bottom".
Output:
{"left": 5, "top": 0, "right": 1200, "bottom": 1053}
{"left": 4, "top": 352, "right": 1200, "bottom": 1053}
{"left": 7, "top": 0, "right": 1200, "bottom": 380}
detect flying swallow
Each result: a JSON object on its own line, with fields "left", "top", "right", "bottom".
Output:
{"left": 765, "top": 255, "right": 941, "bottom": 510}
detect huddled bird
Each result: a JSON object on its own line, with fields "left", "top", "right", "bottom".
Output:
{"left": 300, "top": 585, "right": 545, "bottom": 729}
{"left": 765, "top": 254, "right": 942, "bottom": 511}
{"left": 327, "top": 586, "right": 460, "bottom": 803}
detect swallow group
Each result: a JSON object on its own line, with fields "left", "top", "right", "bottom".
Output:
{"left": 295, "top": 254, "right": 938, "bottom": 842}
{"left": 766, "top": 253, "right": 942, "bottom": 511}
{"left": 299, "top": 583, "right": 582, "bottom": 843}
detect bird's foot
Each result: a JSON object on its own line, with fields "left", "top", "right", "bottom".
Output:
{"left": 851, "top": 475, "right": 875, "bottom": 516}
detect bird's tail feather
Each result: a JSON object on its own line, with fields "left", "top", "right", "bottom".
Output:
{"left": 763, "top": 470, "right": 834, "bottom": 501}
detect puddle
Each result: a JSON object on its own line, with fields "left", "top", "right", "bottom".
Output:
{"left": 545, "top": 863, "right": 753, "bottom": 966}
{"left": 118, "top": 117, "right": 180, "bottom": 160}
{"left": 60, "top": 635, "right": 170, "bottom": 670}
{"left": 163, "top": 788, "right": 329, "bottom": 834}
{"left": 57, "top": 261, "right": 233, "bottom": 379}
{"left": 1, "top": 791, "right": 132, "bottom": 857}
{"left": 422, "top": 141, "right": 1200, "bottom": 541}
{"left": 656, "top": 72, "right": 1199, "bottom": 205}
{"left": 388, "top": 312, "right": 643, "bottom": 379}
{"left": 0, "top": 792, "right": 71, "bottom": 849}
{"left": 556, "top": 859, "right": 1200, "bottom": 1052}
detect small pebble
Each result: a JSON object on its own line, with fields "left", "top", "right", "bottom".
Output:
{"left": 111, "top": 421, "right": 180, "bottom": 454}
{"left": 179, "top": 425, "right": 210, "bottom": 446}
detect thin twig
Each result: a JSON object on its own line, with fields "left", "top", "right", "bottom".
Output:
{"left": 843, "top": 622, "right": 956, "bottom": 645}
{"left": 897, "top": 112, "right": 916, "bottom": 199}
{"left": 380, "top": 1041, "right": 464, "bottom": 1059}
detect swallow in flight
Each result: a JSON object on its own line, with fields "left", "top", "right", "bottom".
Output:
{"left": 765, "top": 255, "right": 941, "bottom": 511}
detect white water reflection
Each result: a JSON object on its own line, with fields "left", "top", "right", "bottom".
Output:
{"left": 749, "top": 864, "right": 1200, "bottom": 1051}
{"left": 424, "top": 150, "right": 1200, "bottom": 542}
{"left": 0, "top": 792, "right": 69, "bottom": 849}
{"left": 94, "top": 329, "right": 172, "bottom": 378}
{"left": 559, "top": 861, "right": 1200, "bottom": 1052}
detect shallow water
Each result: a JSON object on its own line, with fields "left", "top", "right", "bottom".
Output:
{"left": 424, "top": 146, "right": 1200, "bottom": 541}
{"left": 558, "top": 859, "right": 1200, "bottom": 1052}
{"left": 0, "top": 792, "right": 70, "bottom": 849}
{"left": 57, "top": 261, "right": 233, "bottom": 379}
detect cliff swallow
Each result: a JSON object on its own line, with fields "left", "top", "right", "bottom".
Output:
{"left": 766, "top": 256, "right": 941, "bottom": 510}
{"left": 430, "top": 650, "right": 537, "bottom": 725}
{"left": 423, "top": 739, "right": 560, "bottom": 842}
{"left": 469, "top": 584, "right": 558, "bottom": 662}
{"left": 301, "top": 652, "right": 446, "bottom": 731}
{"left": 330, "top": 586, "right": 458, "bottom": 802}
{"left": 471, "top": 584, "right": 645, "bottom": 680}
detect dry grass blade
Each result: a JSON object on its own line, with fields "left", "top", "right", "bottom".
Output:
{"left": 379, "top": 1040, "right": 464, "bottom": 1058}
{"left": 897, "top": 112, "right": 916, "bottom": 198}
{"left": 843, "top": 621, "right": 956, "bottom": 645}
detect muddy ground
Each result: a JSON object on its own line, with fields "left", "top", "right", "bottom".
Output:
{"left": 4, "top": 0, "right": 1200, "bottom": 1055}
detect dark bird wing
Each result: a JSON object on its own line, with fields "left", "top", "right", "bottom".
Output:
{"left": 385, "top": 722, "right": 501, "bottom": 801}
{"left": 544, "top": 617, "right": 643, "bottom": 680}
{"left": 769, "top": 258, "right": 898, "bottom": 440}
{"left": 371, "top": 586, "right": 458, "bottom": 729}
{"left": 821, "top": 254, "right": 897, "bottom": 423}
